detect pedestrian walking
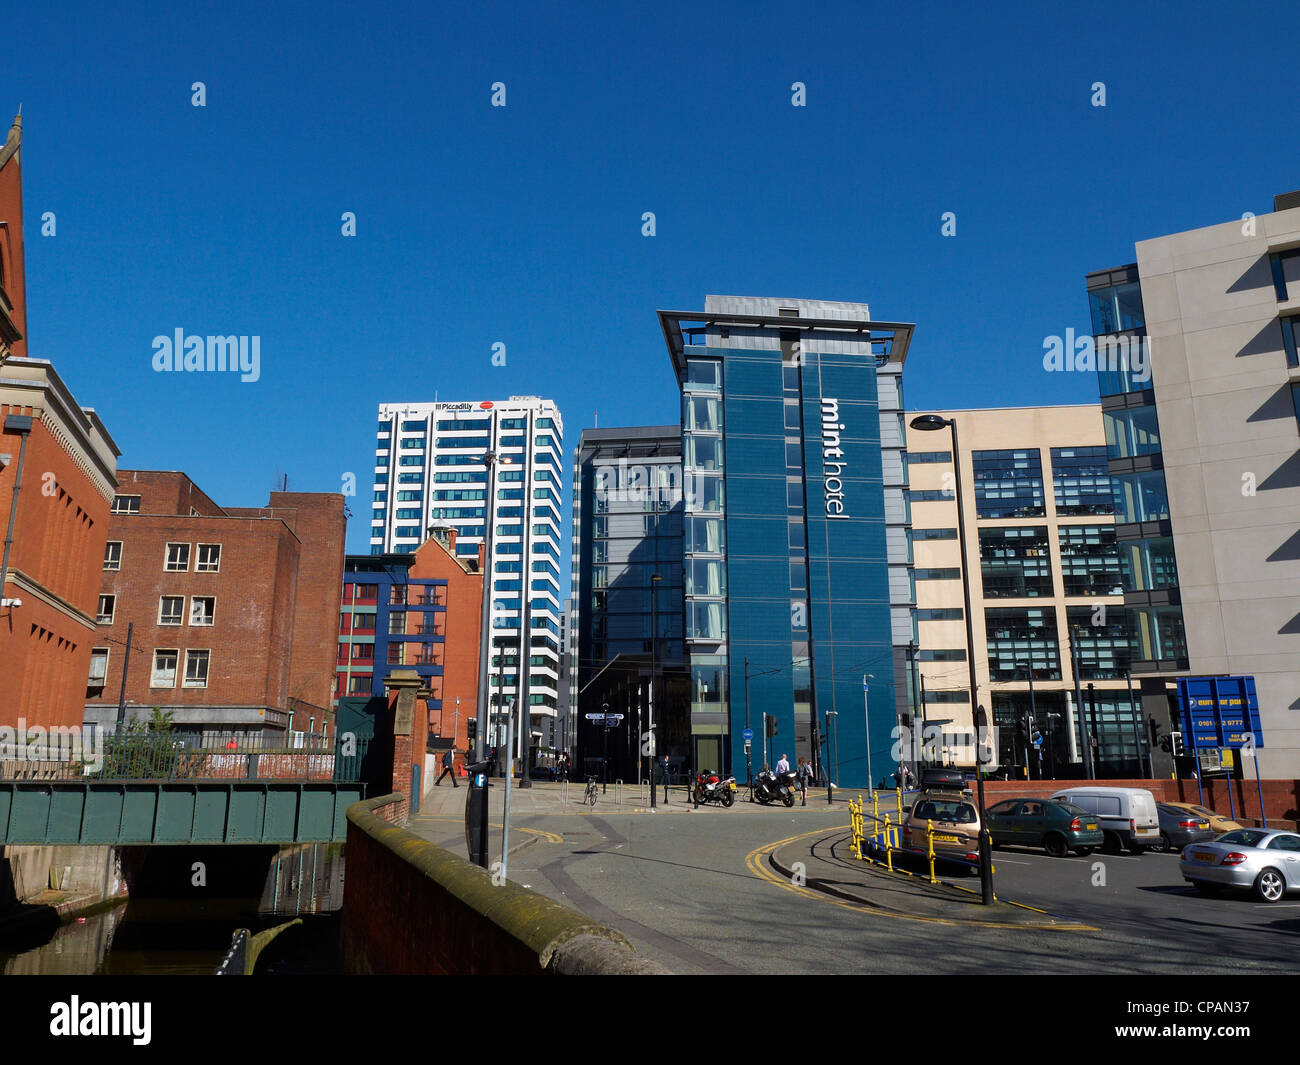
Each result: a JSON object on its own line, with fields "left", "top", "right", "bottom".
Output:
{"left": 435, "top": 747, "right": 458, "bottom": 787}
{"left": 661, "top": 754, "right": 670, "bottom": 803}
{"left": 775, "top": 753, "right": 790, "bottom": 775}
{"left": 795, "top": 756, "right": 813, "bottom": 806}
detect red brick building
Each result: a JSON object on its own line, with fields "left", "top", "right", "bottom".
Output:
{"left": 0, "top": 110, "right": 122, "bottom": 728}
{"left": 337, "top": 528, "right": 482, "bottom": 772}
{"left": 86, "top": 471, "right": 345, "bottom": 739}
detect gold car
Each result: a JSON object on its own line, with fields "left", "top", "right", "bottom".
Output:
{"left": 1162, "top": 801, "right": 1243, "bottom": 835}
{"left": 901, "top": 791, "right": 982, "bottom": 873}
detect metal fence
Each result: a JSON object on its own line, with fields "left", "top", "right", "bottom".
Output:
{"left": 0, "top": 730, "right": 370, "bottom": 783}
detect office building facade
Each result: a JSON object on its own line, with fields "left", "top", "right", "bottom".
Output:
{"left": 905, "top": 406, "right": 1145, "bottom": 778}
{"left": 1086, "top": 192, "right": 1300, "bottom": 777}
{"left": 372, "top": 396, "right": 564, "bottom": 765}
{"left": 660, "top": 297, "right": 914, "bottom": 788}
{"left": 570, "top": 426, "right": 685, "bottom": 781}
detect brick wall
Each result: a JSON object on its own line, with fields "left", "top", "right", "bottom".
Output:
{"left": 0, "top": 410, "right": 111, "bottom": 727}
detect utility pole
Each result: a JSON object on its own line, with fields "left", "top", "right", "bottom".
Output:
{"left": 115, "top": 621, "right": 134, "bottom": 730}
{"left": 1071, "top": 628, "right": 1093, "bottom": 779}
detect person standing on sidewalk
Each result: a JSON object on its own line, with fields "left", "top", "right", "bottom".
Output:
{"left": 435, "top": 747, "right": 458, "bottom": 788}
{"left": 661, "top": 755, "right": 671, "bottom": 803}
{"left": 795, "top": 756, "right": 813, "bottom": 806}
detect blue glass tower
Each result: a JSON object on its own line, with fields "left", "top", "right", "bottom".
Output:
{"left": 661, "top": 297, "right": 915, "bottom": 789}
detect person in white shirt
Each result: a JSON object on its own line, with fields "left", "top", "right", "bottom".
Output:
{"left": 775, "top": 754, "right": 790, "bottom": 775}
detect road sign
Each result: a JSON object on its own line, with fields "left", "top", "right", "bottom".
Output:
{"left": 584, "top": 713, "right": 606, "bottom": 721}
{"left": 1176, "top": 676, "right": 1263, "bottom": 750}
{"left": 604, "top": 714, "right": 624, "bottom": 727}
{"left": 742, "top": 727, "right": 753, "bottom": 742}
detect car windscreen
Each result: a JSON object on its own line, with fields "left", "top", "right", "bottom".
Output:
{"left": 914, "top": 801, "right": 976, "bottom": 823}
{"left": 1215, "top": 830, "right": 1268, "bottom": 847}
{"left": 1056, "top": 802, "right": 1091, "bottom": 818}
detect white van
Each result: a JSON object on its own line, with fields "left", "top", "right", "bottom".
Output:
{"left": 1050, "top": 786, "right": 1160, "bottom": 855}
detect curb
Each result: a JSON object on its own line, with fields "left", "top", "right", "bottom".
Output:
{"left": 769, "top": 834, "right": 1088, "bottom": 929}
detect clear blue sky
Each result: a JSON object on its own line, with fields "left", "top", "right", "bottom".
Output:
{"left": 9, "top": 0, "right": 1298, "bottom": 559}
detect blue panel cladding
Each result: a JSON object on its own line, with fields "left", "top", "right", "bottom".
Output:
{"left": 804, "top": 351, "right": 897, "bottom": 789}
{"left": 721, "top": 351, "right": 794, "bottom": 774}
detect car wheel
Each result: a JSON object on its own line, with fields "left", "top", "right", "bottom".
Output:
{"left": 1151, "top": 833, "right": 1171, "bottom": 854}
{"left": 1255, "top": 868, "right": 1287, "bottom": 903}
{"left": 1073, "top": 846, "right": 1094, "bottom": 857}
{"left": 1192, "top": 881, "right": 1221, "bottom": 896}
{"left": 1044, "top": 834, "right": 1069, "bottom": 859}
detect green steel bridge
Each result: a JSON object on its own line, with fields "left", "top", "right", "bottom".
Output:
{"left": 0, "top": 732, "right": 376, "bottom": 845}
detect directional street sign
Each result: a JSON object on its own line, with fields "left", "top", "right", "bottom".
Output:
{"left": 604, "top": 714, "right": 624, "bottom": 727}
{"left": 584, "top": 713, "right": 606, "bottom": 721}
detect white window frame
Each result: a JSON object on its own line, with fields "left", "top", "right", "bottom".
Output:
{"left": 165, "top": 543, "right": 191, "bottom": 572}
{"left": 183, "top": 649, "right": 210, "bottom": 689}
{"left": 97, "top": 594, "right": 116, "bottom": 625}
{"left": 151, "top": 649, "right": 179, "bottom": 688}
{"left": 159, "top": 596, "right": 184, "bottom": 626}
{"left": 190, "top": 596, "right": 215, "bottom": 626}
{"left": 103, "top": 541, "right": 123, "bottom": 571}
{"left": 88, "top": 647, "right": 110, "bottom": 685}
{"left": 111, "top": 495, "right": 140, "bottom": 514}
{"left": 196, "top": 543, "right": 222, "bottom": 573}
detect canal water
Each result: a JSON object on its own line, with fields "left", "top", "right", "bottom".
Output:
{"left": 0, "top": 843, "right": 345, "bottom": 975}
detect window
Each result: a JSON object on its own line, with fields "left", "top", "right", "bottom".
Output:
{"left": 973, "top": 450, "right": 1045, "bottom": 518}
{"left": 111, "top": 495, "right": 141, "bottom": 514}
{"left": 88, "top": 648, "right": 109, "bottom": 686}
{"left": 159, "top": 596, "right": 184, "bottom": 625}
{"left": 165, "top": 543, "right": 191, "bottom": 571}
{"left": 196, "top": 544, "right": 221, "bottom": 572}
{"left": 915, "top": 568, "right": 961, "bottom": 581}
{"left": 183, "top": 650, "right": 210, "bottom": 688}
{"left": 389, "top": 611, "right": 407, "bottom": 635}
{"left": 190, "top": 596, "right": 215, "bottom": 626}
{"left": 103, "top": 541, "right": 122, "bottom": 571}
{"left": 97, "top": 594, "right": 116, "bottom": 624}
{"left": 1087, "top": 279, "right": 1145, "bottom": 335}
{"left": 918, "top": 649, "right": 967, "bottom": 661}
{"left": 979, "top": 526, "right": 1053, "bottom": 598}
{"left": 911, "top": 528, "right": 958, "bottom": 541}
{"left": 917, "top": 607, "right": 963, "bottom": 621}
{"left": 151, "top": 650, "right": 179, "bottom": 688}
{"left": 905, "top": 451, "right": 952, "bottom": 465}
{"left": 1058, "top": 526, "right": 1123, "bottom": 596}
{"left": 1052, "top": 447, "right": 1113, "bottom": 516}
{"left": 985, "top": 606, "right": 1061, "bottom": 681}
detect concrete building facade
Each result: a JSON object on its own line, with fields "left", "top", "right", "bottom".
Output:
{"left": 1087, "top": 191, "right": 1300, "bottom": 777}
{"left": 905, "top": 406, "right": 1143, "bottom": 779}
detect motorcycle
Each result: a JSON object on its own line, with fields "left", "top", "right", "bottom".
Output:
{"left": 693, "top": 770, "right": 737, "bottom": 807}
{"left": 753, "top": 769, "right": 797, "bottom": 807}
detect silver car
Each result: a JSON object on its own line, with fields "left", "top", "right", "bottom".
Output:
{"left": 1179, "top": 828, "right": 1300, "bottom": 903}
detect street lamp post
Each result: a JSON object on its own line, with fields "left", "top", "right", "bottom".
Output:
{"left": 910, "top": 414, "right": 994, "bottom": 905}
{"left": 601, "top": 701, "right": 610, "bottom": 794}
{"left": 474, "top": 451, "right": 499, "bottom": 762}
{"left": 649, "top": 573, "right": 662, "bottom": 809}
{"left": 862, "top": 674, "right": 874, "bottom": 789}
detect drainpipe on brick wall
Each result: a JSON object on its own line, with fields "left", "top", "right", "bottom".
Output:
{"left": 0, "top": 413, "right": 34, "bottom": 611}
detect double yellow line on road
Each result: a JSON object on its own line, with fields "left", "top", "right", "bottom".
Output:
{"left": 745, "top": 828, "right": 1096, "bottom": 931}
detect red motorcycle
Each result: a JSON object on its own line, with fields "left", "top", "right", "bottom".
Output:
{"left": 694, "top": 769, "right": 737, "bottom": 807}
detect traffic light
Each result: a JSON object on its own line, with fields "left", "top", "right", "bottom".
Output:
{"left": 1170, "top": 731, "right": 1185, "bottom": 758}
{"left": 466, "top": 719, "right": 478, "bottom": 748}
{"left": 1148, "top": 717, "right": 1162, "bottom": 749}
{"left": 765, "top": 714, "right": 778, "bottom": 738}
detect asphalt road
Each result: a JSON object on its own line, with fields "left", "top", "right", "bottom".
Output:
{"left": 409, "top": 801, "right": 1294, "bottom": 975}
